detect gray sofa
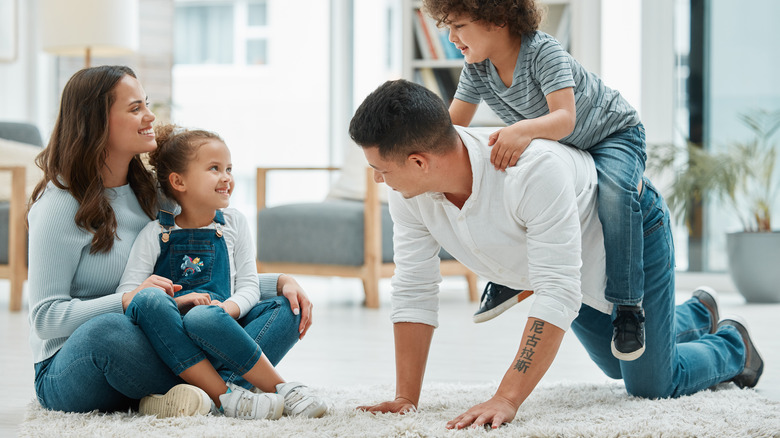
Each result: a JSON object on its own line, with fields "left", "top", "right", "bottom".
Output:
{"left": 0, "top": 121, "right": 43, "bottom": 311}
{"left": 0, "top": 121, "right": 44, "bottom": 147}
{"left": 255, "top": 167, "right": 478, "bottom": 308}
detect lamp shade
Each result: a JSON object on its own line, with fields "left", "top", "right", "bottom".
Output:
{"left": 39, "top": 0, "right": 139, "bottom": 57}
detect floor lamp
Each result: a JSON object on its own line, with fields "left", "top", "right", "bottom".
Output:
{"left": 39, "top": 0, "right": 139, "bottom": 68}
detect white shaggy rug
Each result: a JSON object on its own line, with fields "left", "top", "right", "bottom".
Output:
{"left": 19, "top": 381, "right": 780, "bottom": 437}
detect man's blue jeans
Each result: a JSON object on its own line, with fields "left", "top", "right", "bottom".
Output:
{"left": 571, "top": 179, "right": 746, "bottom": 397}
{"left": 589, "top": 124, "right": 647, "bottom": 306}
{"left": 34, "top": 295, "right": 299, "bottom": 412}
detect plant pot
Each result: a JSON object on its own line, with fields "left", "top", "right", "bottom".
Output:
{"left": 726, "top": 231, "right": 780, "bottom": 303}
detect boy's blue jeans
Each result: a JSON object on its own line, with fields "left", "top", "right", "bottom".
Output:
{"left": 34, "top": 295, "right": 299, "bottom": 413}
{"left": 571, "top": 179, "right": 745, "bottom": 397}
{"left": 588, "top": 124, "right": 647, "bottom": 306}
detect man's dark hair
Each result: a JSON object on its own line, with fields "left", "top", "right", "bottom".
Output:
{"left": 349, "top": 79, "right": 458, "bottom": 162}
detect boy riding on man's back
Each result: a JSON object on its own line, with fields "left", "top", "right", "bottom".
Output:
{"left": 424, "top": 0, "right": 648, "bottom": 360}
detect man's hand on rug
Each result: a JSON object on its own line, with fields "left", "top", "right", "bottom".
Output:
{"left": 356, "top": 397, "right": 416, "bottom": 414}
{"left": 445, "top": 395, "right": 517, "bottom": 430}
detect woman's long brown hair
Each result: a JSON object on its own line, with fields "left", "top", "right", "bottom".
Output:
{"left": 29, "top": 65, "right": 157, "bottom": 253}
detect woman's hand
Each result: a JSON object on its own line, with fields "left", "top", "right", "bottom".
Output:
{"left": 277, "top": 274, "right": 313, "bottom": 339}
{"left": 122, "top": 275, "right": 182, "bottom": 311}
{"left": 211, "top": 299, "right": 240, "bottom": 319}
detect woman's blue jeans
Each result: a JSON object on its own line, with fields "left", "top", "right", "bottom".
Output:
{"left": 34, "top": 293, "right": 299, "bottom": 413}
{"left": 589, "top": 124, "right": 647, "bottom": 306}
{"left": 570, "top": 179, "right": 746, "bottom": 398}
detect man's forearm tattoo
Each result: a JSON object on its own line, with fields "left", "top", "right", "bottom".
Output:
{"left": 514, "top": 320, "right": 545, "bottom": 374}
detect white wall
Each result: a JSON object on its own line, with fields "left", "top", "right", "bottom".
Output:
{"left": 171, "top": 1, "right": 402, "bottom": 222}
{"left": 0, "top": 0, "right": 174, "bottom": 143}
{"left": 0, "top": 0, "right": 55, "bottom": 137}
{"left": 171, "top": 1, "right": 332, "bottom": 228}
{"left": 353, "top": 0, "right": 401, "bottom": 107}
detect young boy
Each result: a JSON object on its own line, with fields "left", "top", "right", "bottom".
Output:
{"left": 423, "top": 0, "right": 647, "bottom": 360}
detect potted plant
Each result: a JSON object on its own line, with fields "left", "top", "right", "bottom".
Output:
{"left": 651, "top": 109, "right": 780, "bottom": 302}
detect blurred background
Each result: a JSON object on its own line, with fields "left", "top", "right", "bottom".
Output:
{"left": 1, "top": 0, "right": 779, "bottom": 273}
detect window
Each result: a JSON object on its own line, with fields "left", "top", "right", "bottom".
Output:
{"left": 171, "top": 0, "right": 331, "bottom": 231}
{"left": 174, "top": 0, "right": 269, "bottom": 66}
{"left": 245, "top": 1, "right": 269, "bottom": 65}
{"left": 676, "top": 0, "right": 780, "bottom": 271}
{"left": 170, "top": 1, "right": 401, "bottom": 239}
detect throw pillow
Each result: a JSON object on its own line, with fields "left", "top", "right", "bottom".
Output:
{"left": 0, "top": 138, "right": 43, "bottom": 202}
{"left": 327, "top": 142, "right": 389, "bottom": 203}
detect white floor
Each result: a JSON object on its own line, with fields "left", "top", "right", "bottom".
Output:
{"left": 2, "top": 271, "right": 778, "bottom": 437}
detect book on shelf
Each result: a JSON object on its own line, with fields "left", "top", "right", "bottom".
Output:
{"left": 415, "top": 67, "right": 460, "bottom": 104}
{"left": 414, "top": 9, "right": 437, "bottom": 59}
{"left": 423, "top": 12, "right": 463, "bottom": 60}
{"left": 414, "top": 8, "right": 464, "bottom": 60}
{"left": 439, "top": 28, "right": 462, "bottom": 59}
{"left": 435, "top": 68, "right": 459, "bottom": 103}
{"left": 421, "top": 11, "right": 445, "bottom": 59}
{"left": 415, "top": 68, "right": 441, "bottom": 97}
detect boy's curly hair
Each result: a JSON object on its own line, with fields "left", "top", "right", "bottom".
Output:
{"left": 423, "top": 0, "right": 545, "bottom": 38}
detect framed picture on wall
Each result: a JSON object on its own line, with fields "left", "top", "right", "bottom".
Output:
{"left": 0, "top": 0, "right": 17, "bottom": 62}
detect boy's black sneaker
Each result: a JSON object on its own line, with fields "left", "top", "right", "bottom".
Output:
{"left": 611, "top": 305, "right": 646, "bottom": 361}
{"left": 473, "top": 282, "right": 533, "bottom": 323}
{"left": 718, "top": 316, "right": 764, "bottom": 389}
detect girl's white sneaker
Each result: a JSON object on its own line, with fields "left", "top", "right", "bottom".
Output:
{"left": 275, "top": 382, "right": 328, "bottom": 418}
{"left": 219, "top": 383, "right": 284, "bottom": 420}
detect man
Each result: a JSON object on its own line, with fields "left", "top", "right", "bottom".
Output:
{"left": 348, "top": 79, "right": 763, "bottom": 429}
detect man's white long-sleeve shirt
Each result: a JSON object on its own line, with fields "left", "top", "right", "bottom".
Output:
{"left": 388, "top": 126, "right": 608, "bottom": 331}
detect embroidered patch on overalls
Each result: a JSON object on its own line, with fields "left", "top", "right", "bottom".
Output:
{"left": 180, "top": 255, "right": 204, "bottom": 277}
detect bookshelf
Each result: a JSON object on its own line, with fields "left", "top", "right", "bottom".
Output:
{"left": 401, "top": 0, "right": 464, "bottom": 106}
{"left": 402, "top": 0, "right": 586, "bottom": 126}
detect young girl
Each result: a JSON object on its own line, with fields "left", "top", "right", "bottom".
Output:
{"left": 116, "top": 124, "right": 327, "bottom": 419}
{"left": 423, "top": 0, "right": 647, "bottom": 361}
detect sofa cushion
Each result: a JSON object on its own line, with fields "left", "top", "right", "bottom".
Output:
{"left": 326, "top": 143, "right": 390, "bottom": 203}
{"left": 0, "top": 122, "right": 43, "bottom": 267}
{"left": 0, "top": 121, "right": 44, "bottom": 147}
{"left": 257, "top": 199, "right": 455, "bottom": 266}
{"left": 0, "top": 138, "right": 44, "bottom": 202}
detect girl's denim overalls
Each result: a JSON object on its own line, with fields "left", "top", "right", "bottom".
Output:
{"left": 153, "top": 210, "right": 231, "bottom": 301}
{"left": 125, "top": 210, "right": 265, "bottom": 376}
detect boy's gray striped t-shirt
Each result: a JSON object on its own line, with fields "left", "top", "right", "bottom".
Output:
{"left": 454, "top": 31, "right": 640, "bottom": 150}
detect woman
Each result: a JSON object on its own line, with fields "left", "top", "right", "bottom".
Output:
{"left": 27, "top": 65, "right": 312, "bottom": 414}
